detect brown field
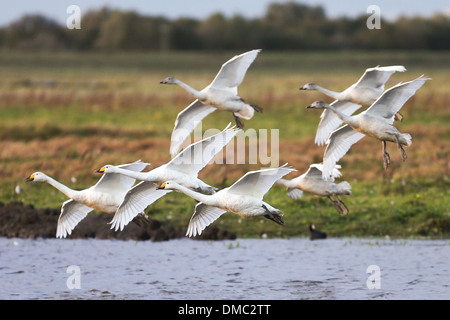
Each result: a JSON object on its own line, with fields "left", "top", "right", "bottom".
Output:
{"left": 0, "top": 51, "right": 448, "bottom": 237}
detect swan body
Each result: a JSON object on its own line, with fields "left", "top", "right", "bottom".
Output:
{"left": 300, "top": 65, "right": 407, "bottom": 105}
{"left": 158, "top": 165, "right": 295, "bottom": 237}
{"left": 25, "top": 160, "right": 148, "bottom": 238}
{"left": 306, "top": 75, "right": 430, "bottom": 180}
{"left": 161, "top": 49, "right": 262, "bottom": 156}
{"left": 99, "top": 125, "right": 239, "bottom": 231}
{"left": 301, "top": 65, "right": 407, "bottom": 145}
{"left": 168, "top": 84, "right": 256, "bottom": 118}
{"left": 277, "top": 164, "right": 351, "bottom": 215}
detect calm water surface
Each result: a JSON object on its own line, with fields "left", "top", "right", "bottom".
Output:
{"left": 0, "top": 237, "right": 448, "bottom": 300}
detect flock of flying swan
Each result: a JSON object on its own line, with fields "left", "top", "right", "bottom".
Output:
{"left": 25, "top": 49, "right": 430, "bottom": 239}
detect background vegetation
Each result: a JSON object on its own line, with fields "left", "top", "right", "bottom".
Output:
{"left": 0, "top": 2, "right": 448, "bottom": 239}
{"left": 0, "top": 2, "right": 449, "bottom": 51}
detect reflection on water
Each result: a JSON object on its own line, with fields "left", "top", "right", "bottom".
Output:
{"left": 0, "top": 237, "right": 449, "bottom": 300}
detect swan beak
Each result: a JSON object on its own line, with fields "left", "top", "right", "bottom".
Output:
{"left": 305, "top": 105, "right": 312, "bottom": 108}
{"left": 156, "top": 183, "right": 166, "bottom": 190}
{"left": 95, "top": 167, "right": 105, "bottom": 174}
{"left": 25, "top": 174, "right": 35, "bottom": 182}
{"left": 299, "top": 87, "right": 306, "bottom": 90}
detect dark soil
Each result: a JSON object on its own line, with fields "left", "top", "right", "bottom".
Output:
{"left": 0, "top": 202, "right": 236, "bottom": 242}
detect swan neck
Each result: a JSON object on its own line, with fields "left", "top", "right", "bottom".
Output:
{"left": 174, "top": 184, "right": 212, "bottom": 204}
{"left": 315, "top": 85, "right": 343, "bottom": 100}
{"left": 45, "top": 176, "right": 77, "bottom": 199}
{"left": 113, "top": 167, "right": 148, "bottom": 181}
{"left": 174, "top": 79, "right": 203, "bottom": 99}
{"left": 326, "top": 104, "right": 353, "bottom": 124}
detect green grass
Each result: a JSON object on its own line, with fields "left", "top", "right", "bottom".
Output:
{"left": 2, "top": 50, "right": 449, "bottom": 74}
{"left": 0, "top": 50, "right": 449, "bottom": 239}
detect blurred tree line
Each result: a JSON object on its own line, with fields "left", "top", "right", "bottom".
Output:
{"left": 0, "top": 2, "right": 448, "bottom": 51}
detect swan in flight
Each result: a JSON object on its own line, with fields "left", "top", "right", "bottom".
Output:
{"left": 300, "top": 65, "right": 406, "bottom": 105}
{"left": 301, "top": 65, "right": 407, "bottom": 145}
{"left": 306, "top": 75, "right": 430, "bottom": 180}
{"left": 97, "top": 124, "right": 239, "bottom": 231}
{"left": 25, "top": 160, "right": 148, "bottom": 238}
{"left": 277, "top": 164, "right": 351, "bottom": 215}
{"left": 160, "top": 49, "right": 262, "bottom": 156}
{"left": 157, "top": 165, "right": 296, "bottom": 237}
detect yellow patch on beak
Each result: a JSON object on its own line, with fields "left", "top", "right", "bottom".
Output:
{"left": 96, "top": 167, "right": 105, "bottom": 173}
{"left": 156, "top": 182, "right": 166, "bottom": 190}
{"left": 25, "top": 174, "right": 35, "bottom": 182}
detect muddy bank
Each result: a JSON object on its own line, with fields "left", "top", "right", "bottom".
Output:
{"left": 0, "top": 202, "right": 236, "bottom": 242}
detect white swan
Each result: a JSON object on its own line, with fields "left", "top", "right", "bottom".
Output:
{"left": 306, "top": 75, "right": 430, "bottom": 180}
{"left": 301, "top": 65, "right": 407, "bottom": 145}
{"left": 300, "top": 65, "right": 407, "bottom": 105}
{"left": 24, "top": 160, "right": 148, "bottom": 238}
{"left": 160, "top": 49, "right": 262, "bottom": 156}
{"left": 277, "top": 164, "right": 351, "bottom": 215}
{"left": 157, "top": 164, "right": 296, "bottom": 237}
{"left": 98, "top": 124, "right": 239, "bottom": 231}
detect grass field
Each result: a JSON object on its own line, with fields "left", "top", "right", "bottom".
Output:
{"left": 0, "top": 50, "right": 449, "bottom": 238}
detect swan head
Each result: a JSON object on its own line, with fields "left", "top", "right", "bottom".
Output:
{"left": 160, "top": 77, "right": 177, "bottom": 85}
{"left": 306, "top": 100, "right": 329, "bottom": 109}
{"left": 300, "top": 83, "right": 318, "bottom": 90}
{"left": 95, "top": 165, "right": 116, "bottom": 174}
{"left": 25, "top": 172, "right": 47, "bottom": 182}
{"left": 157, "top": 181, "right": 180, "bottom": 191}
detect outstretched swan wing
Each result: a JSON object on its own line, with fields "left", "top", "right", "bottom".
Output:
{"left": 354, "top": 65, "right": 406, "bottom": 90}
{"left": 110, "top": 181, "right": 172, "bottom": 231}
{"left": 209, "top": 49, "right": 261, "bottom": 92}
{"left": 170, "top": 100, "right": 217, "bottom": 157}
{"left": 323, "top": 125, "right": 365, "bottom": 181}
{"left": 168, "top": 123, "right": 239, "bottom": 176}
{"left": 94, "top": 160, "right": 148, "bottom": 193}
{"left": 57, "top": 200, "right": 93, "bottom": 238}
{"left": 363, "top": 75, "right": 430, "bottom": 124}
{"left": 315, "top": 100, "right": 362, "bottom": 146}
{"left": 227, "top": 164, "right": 295, "bottom": 199}
{"left": 186, "top": 203, "right": 227, "bottom": 237}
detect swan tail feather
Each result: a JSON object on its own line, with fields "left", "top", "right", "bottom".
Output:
{"left": 336, "top": 181, "right": 352, "bottom": 195}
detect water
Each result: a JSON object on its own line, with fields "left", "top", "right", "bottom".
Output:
{"left": 0, "top": 237, "right": 448, "bottom": 300}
